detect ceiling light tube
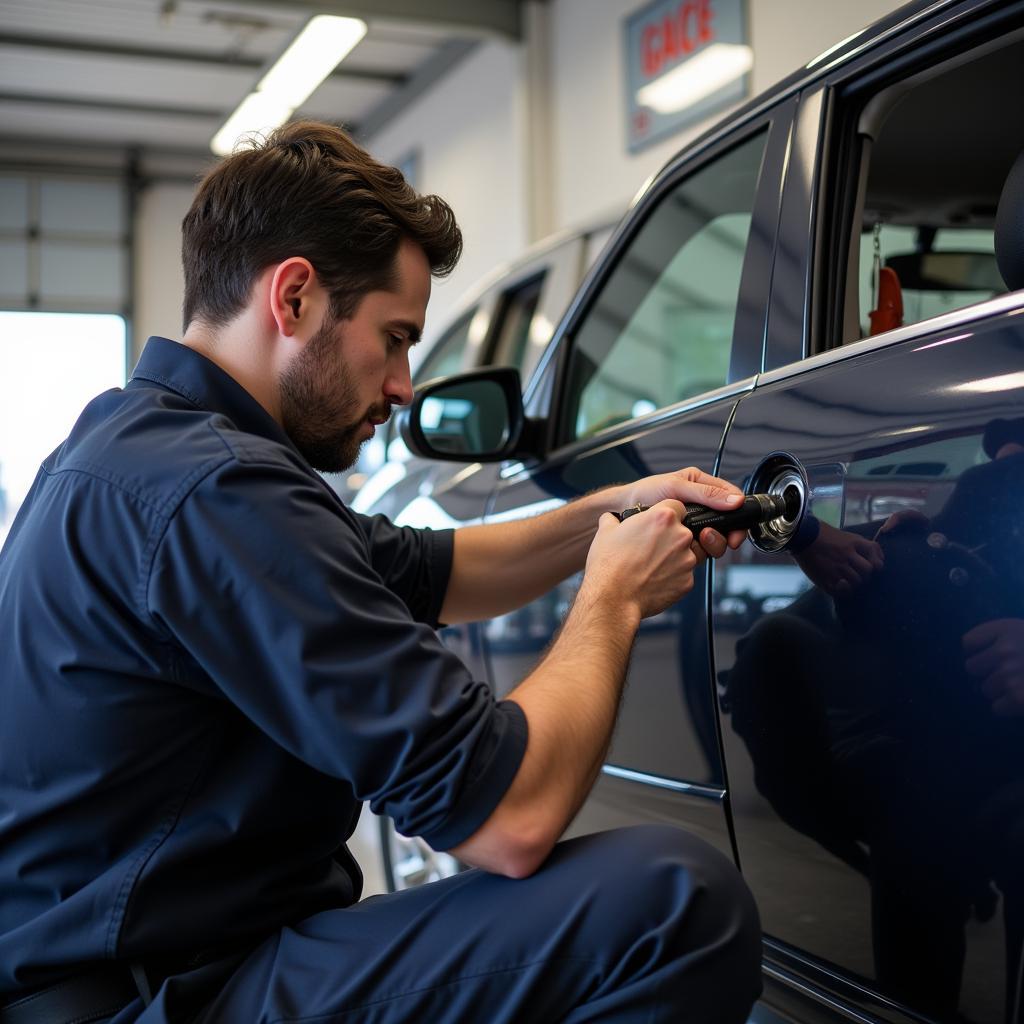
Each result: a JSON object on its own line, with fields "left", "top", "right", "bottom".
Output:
{"left": 211, "top": 92, "right": 294, "bottom": 156}
{"left": 211, "top": 15, "right": 367, "bottom": 156}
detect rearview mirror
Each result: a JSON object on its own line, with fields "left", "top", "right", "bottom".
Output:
{"left": 884, "top": 251, "right": 1005, "bottom": 292}
{"left": 400, "top": 367, "right": 526, "bottom": 462}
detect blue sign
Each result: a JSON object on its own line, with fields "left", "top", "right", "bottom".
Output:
{"left": 624, "top": 0, "right": 750, "bottom": 152}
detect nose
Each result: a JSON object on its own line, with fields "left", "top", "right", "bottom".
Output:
{"left": 384, "top": 353, "right": 414, "bottom": 407}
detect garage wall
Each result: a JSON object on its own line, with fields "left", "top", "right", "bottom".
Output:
{"left": 134, "top": 182, "right": 195, "bottom": 359}
{"left": 364, "top": 39, "right": 529, "bottom": 340}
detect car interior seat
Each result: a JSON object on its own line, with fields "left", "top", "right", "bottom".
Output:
{"left": 995, "top": 149, "right": 1024, "bottom": 292}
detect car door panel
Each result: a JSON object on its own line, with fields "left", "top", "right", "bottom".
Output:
{"left": 485, "top": 393, "right": 746, "bottom": 789}
{"left": 715, "top": 305, "right": 1024, "bottom": 1023}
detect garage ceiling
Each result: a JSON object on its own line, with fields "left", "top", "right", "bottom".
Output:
{"left": 0, "top": 0, "right": 525, "bottom": 163}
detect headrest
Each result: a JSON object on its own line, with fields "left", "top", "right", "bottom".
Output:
{"left": 995, "top": 150, "right": 1024, "bottom": 292}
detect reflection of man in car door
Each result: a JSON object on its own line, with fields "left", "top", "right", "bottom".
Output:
{"left": 725, "top": 416, "right": 1024, "bottom": 1019}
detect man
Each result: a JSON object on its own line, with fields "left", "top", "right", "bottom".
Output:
{"left": 0, "top": 121, "right": 761, "bottom": 1023}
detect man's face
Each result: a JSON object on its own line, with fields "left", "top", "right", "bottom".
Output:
{"left": 280, "top": 239, "right": 430, "bottom": 472}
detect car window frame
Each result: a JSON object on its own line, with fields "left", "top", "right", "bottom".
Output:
{"left": 762, "top": 0, "right": 1024, "bottom": 375}
{"left": 530, "top": 99, "right": 795, "bottom": 464}
{"left": 485, "top": 235, "right": 587, "bottom": 386}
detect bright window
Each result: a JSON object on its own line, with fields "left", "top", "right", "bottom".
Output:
{"left": 0, "top": 311, "right": 126, "bottom": 548}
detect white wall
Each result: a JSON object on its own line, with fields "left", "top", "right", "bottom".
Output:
{"left": 365, "top": 40, "right": 529, "bottom": 342}
{"left": 133, "top": 182, "right": 194, "bottom": 360}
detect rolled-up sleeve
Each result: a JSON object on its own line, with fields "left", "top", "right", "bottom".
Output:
{"left": 350, "top": 512, "right": 453, "bottom": 628}
{"left": 146, "top": 452, "right": 526, "bottom": 851}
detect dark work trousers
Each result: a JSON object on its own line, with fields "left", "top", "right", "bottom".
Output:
{"left": 109, "top": 825, "right": 762, "bottom": 1024}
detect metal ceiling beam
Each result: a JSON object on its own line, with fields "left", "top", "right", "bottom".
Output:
{"left": 0, "top": 91, "right": 222, "bottom": 120}
{"left": 0, "top": 134, "right": 214, "bottom": 179}
{"left": 0, "top": 32, "right": 405, "bottom": 85}
{"left": 235, "top": 0, "right": 523, "bottom": 40}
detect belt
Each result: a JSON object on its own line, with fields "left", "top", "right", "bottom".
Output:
{"left": 0, "top": 966, "right": 140, "bottom": 1024}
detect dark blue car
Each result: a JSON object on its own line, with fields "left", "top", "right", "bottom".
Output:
{"left": 371, "top": 2, "right": 1024, "bottom": 1020}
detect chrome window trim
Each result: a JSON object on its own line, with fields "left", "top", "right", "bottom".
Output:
{"left": 759, "top": 290, "right": 1024, "bottom": 387}
{"left": 583, "top": 375, "right": 756, "bottom": 442}
{"left": 600, "top": 764, "right": 726, "bottom": 803}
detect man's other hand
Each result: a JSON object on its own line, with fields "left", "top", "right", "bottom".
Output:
{"left": 619, "top": 466, "right": 746, "bottom": 561}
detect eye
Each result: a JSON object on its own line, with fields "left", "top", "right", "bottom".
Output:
{"left": 386, "top": 332, "right": 406, "bottom": 351}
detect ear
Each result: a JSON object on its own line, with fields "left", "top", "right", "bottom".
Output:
{"left": 269, "top": 257, "right": 318, "bottom": 338}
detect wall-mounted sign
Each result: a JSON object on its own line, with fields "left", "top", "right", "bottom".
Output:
{"left": 624, "top": 0, "right": 750, "bottom": 152}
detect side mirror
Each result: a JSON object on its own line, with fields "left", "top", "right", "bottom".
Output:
{"left": 399, "top": 367, "right": 529, "bottom": 462}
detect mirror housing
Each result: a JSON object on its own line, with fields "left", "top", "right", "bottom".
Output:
{"left": 399, "top": 366, "right": 537, "bottom": 462}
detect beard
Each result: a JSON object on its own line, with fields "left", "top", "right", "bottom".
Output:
{"left": 279, "top": 316, "right": 389, "bottom": 473}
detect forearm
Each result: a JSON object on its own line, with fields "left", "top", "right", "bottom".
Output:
{"left": 440, "top": 486, "right": 627, "bottom": 624}
{"left": 437, "top": 470, "right": 745, "bottom": 878}
{"left": 449, "top": 582, "right": 639, "bottom": 876}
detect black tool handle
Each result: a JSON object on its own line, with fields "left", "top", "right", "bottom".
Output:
{"left": 616, "top": 493, "right": 791, "bottom": 533}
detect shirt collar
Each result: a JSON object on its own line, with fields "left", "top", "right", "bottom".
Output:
{"left": 129, "top": 336, "right": 299, "bottom": 454}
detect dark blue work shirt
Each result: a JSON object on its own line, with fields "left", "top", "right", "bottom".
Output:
{"left": 0, "top": 337, "right": 527, "bottom": 996}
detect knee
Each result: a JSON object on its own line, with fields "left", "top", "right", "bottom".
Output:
{"left": 564, "top": 824, "right": 760, "bottom": 946}
{"left": 583, "top": 826, "right": 762, "bottom": 994}
{"left": 621, "top": 825, "right": 758, "bottom": 927}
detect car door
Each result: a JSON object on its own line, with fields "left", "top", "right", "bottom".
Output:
{"left": 715, "top": 7, "right": 1024, "bottom": 1021}
{"left": 480, "top": 102, "right": 794, "bottom": 860}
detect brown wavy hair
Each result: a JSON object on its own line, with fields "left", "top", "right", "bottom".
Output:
{"left": 181, "top": 120, "right": 462, "bottom": 330}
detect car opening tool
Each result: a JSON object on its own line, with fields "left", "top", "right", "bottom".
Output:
{"left": 616, "top": 489, "right": 801, "bottom": 535}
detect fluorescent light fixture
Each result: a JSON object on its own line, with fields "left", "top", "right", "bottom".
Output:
{"left": 211, "top": 92, "right": 293, "bottom": 156}
{"left": 258, "top": 16, "right": 367, "bottom": 108}
{"left": 211, "top": 15, "right": 367, "bottom": 156}
{"left": 637, "top": 43, "right": 753, "bottom": 116}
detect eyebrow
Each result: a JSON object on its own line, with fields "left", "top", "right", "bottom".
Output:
{"left": 388, "top": 320, "right": 422, "bottom": 344}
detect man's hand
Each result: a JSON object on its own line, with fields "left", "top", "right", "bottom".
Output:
{"left": 964, "top": 618, "right": 1024, "bottom": 716}
{"left": 585, "top": 500, "right": 697, "bottom": 620}
{"left": 619, "top": 466, "right": 746, "bottom": 561}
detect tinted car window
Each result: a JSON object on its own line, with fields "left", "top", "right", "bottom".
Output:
{"left": 562, "top": 130, "right": 767, "bottom": 442}
{"left": 842, "top": 39, "right": 1023, "bottom": 343}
